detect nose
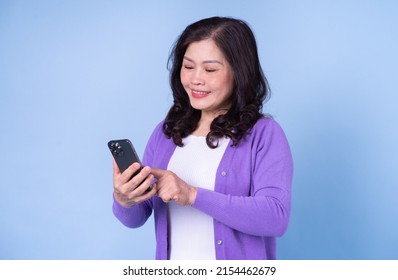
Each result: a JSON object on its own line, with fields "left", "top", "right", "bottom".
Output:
{"left": 190, "top": 69, "right": 205, "bottom": 86}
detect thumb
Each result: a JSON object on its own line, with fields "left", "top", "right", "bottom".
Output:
{"left": 112, "top": 158, "right": 121, "bottom": 174}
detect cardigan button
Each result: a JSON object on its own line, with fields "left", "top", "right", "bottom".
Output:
{"left": 217, "top": 240, "right": 223, "bottom": 245}
{"left": 221, "top": 171, "right": 227, "bottom": 176}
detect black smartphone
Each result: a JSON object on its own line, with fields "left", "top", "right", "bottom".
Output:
{"left": 107, "top": 139, "right": 143, "bottom": 177}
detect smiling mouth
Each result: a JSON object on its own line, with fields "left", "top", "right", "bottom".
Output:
{"left": 192, "top": 90, "right": 210, "bottom": 98}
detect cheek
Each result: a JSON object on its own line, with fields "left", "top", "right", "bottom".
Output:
{"left": 213, "top": 75, "right": 232, "bottom": 92}
{"left": 223, "top": 73, "right": 234, "bottom": 94}
{"left": 180, "top": 70, "right": 189, "bottom": 86}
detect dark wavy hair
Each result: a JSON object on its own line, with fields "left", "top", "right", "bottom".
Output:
{"left": 164, "top": 16, "right": 270, "bottom": 148}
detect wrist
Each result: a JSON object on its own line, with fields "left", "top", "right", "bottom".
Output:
{"left": 188, "top": 186, "right": 198, "bottom": 206}
{"left": 114, "top": 192, "right": 135, "bottom": 208}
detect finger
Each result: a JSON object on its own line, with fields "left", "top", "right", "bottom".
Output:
{"left": 114, "top": 183, "right": 157, "bottom": 208}
{"left": 135, "top": 185, "right": 157, "bottom": 204}
{"left": 127, "top": 178, "right": 157, "bottom": 205}
{"left": 156, "top": 186, "right": 176, "bottom": 204}
{"left": 124, "top": 165, "right": 152, "bottom": 192}
{"left": 150, "top": 167, "right": 167, "bottom": 179}
{"left": 144, "top": 181, "right": 157, "bottom": 197}
{"left": 112, "top": 158, "right": 121, "bottom": 175}
{"left": 133, "top": 174, "right": 155, "bottom": 195}
{"left": 121, "top": 162, "right": 142, "bottom": 182}
{"left": 159, "top": 194, "right": 172, "bottom": 203}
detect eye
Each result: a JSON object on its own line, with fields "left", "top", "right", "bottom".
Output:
{"left": 205, "top": 69, "right": 217, "bottom": 73}
{"left": 183, "top": 64, "right": 194, "bottom": 70}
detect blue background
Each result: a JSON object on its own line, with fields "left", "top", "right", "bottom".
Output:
{"left": 1, "top": 0, "right": 397, "bottom": 259}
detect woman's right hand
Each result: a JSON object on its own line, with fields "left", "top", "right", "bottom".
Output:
{"left": 113, "top": 159, "right": 156, "bottom": 208}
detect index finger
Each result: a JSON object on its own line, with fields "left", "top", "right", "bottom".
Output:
{"left": 150, "top": 167, "right": 166, "bottom": 178}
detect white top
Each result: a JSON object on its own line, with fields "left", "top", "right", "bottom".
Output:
{"left": 167, "top": 135, "right": 229, "bottom": 259}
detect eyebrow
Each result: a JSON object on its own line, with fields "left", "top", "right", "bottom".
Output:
{"left": 183, "top": 56, "right": 224, "bottom": 65}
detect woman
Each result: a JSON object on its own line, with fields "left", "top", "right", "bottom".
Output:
{"left": 112, "top": 16, "right": 293, "bottom": 260}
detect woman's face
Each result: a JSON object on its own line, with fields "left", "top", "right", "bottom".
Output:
{"left": 180, "top": 39, "right": 234, "bottom": 118}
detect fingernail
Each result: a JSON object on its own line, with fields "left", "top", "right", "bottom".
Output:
{"left": 144, "top": 166, "right": 151, "bottom": 172}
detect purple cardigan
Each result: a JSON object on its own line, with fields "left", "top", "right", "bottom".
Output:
{"left": 113, "top": 117, "right": 293, "bottom": 259}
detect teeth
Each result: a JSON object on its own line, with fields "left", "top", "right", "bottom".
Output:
{"left": 193, "top": 90, "right": 209, "bottom": 95}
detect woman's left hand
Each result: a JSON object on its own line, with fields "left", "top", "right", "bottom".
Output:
{"left": 150, "top": 168, "right": 197, "bottom": 206}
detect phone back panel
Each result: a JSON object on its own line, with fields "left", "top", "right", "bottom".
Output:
{"left": 107, "top": 139, "right": 141, "bottom": 173}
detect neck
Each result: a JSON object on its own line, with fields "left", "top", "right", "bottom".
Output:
{"left": 192, "top": 119, "right": 210, "bottom": 136}
{"left": 192, "top": 110, "right": 226, "bottom": 136}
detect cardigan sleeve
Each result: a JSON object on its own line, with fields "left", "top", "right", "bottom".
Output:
{"left": 193, "top": 119, "right": 293, "bottom": 237}
{"left": 112, "top": 198, "right": 153, "bottom": 228}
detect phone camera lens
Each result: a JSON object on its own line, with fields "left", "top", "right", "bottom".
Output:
{"left": 109, "top": 141, "right": 124, "bottom": 157}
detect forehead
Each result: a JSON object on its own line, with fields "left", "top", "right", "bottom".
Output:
{"left": 184, "top": 39, "right": 226, "bottom": 62}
